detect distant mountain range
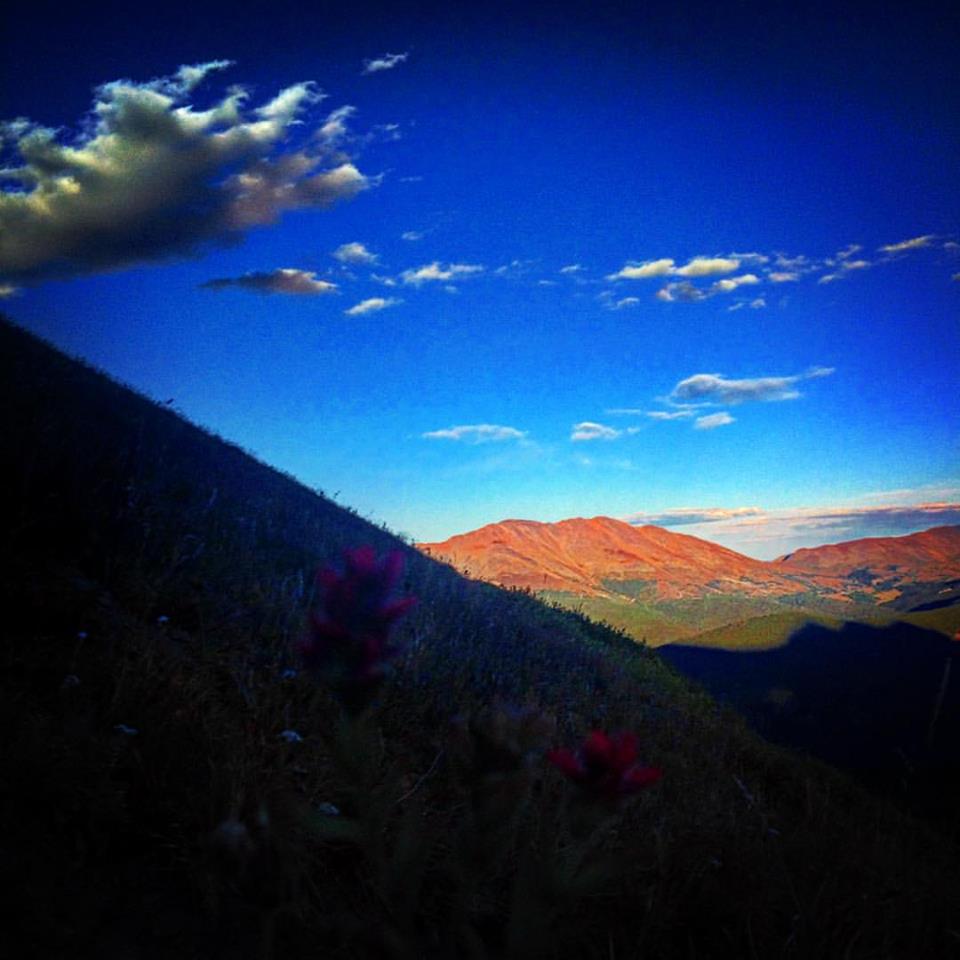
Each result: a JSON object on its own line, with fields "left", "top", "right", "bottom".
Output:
{"left": 419, "top": 518, "right": 960, "bottom": 645}
{"left": 420, "top": 517, "right": 960, "bottom": 602}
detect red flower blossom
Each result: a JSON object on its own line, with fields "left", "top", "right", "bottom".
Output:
{"left": 548, "top": 730, "right": 662, "bottom": 801}
{"left": 298, "top": 547, "right": 416, "bottom": 712}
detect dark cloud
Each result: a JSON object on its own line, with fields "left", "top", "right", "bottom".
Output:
{"left": 201, "top": 268, "right": 336, "bottom": 295}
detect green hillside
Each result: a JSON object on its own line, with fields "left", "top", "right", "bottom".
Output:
{"left": 2, "top": 316, "right": 959, "bottom": 960}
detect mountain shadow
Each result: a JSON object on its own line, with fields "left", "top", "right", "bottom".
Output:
{"left": 659, "top": 620, "right": 960, "bottom": 821}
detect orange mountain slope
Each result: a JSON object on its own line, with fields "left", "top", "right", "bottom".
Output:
{"left": 775, "top": 525, "right": 960, "bottom": 581}
{"left": 419, "top": 518, "right": 960, "bottom": 602}
{"left": 419, "top": 516, "right": 812, "bottom": 600}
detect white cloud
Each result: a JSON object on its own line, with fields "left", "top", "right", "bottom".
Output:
{"left": 318, "top": 105, "right": 356, "bottom": 145}
{"left": 842, "top": 259, "right": 870, "bottom": 271}
{"left": 422, "top": 424, "right": 526, "bottom": 443}
{"left": 333, "top": 241, "right": 377, "bottom": 264}
{"left": 201, "top": 268, "right": 336, "bottom": 295}
{"left": 673, "top": 256, "right": 740, "bottom": 277}
{"left": 879, "top": 234, "right": 935, "bottom": 254}
{"left": 836, "top": 243, "right": 862, "bottom": 260}
{"left": 560, "top": 263, "right": 584, "bottom": 274}
{"left": 694, "top": 412, "right": 735, "bottom": 430}
{"left": 670, "top": 367, "right": 834, "bottom": 405}
{"left": 768, "top": 271, "right": 799, "bottom": 282}
{"left": 571, "top": 421, "right": 621, "bottom": 441}
{"left": 0, "top": 63, "right": 369, "bottom": 286}
{"left": 400, "top": 262, "right": 483, "bottom": 285}
{"left": 711, "top": 273, "right": 761, "bottom": 293}
{"left": 610, "top": 296, "right": 640, "bottom": 309}
{"left": 0, "top": 283, "right": 19, "bottom": 298}
{"left": 362, "top": 52, "right": 410, "bottom": 75}
{"left": 607, "top": 258, "right": 676, "bottom": 280}
{"left": 645, "top": 409, "right": 696, "bottom": 421}
{"left": 344, "top": 296, "right": 400, "bottom": 316}
{"left": 401, "top": 230, "right": 423, "bottom": 241}
{"left": 749, "top": 297, "right": 766, "bottom": 309}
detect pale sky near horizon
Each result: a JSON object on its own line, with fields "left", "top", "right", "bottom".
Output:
{"left": 2, "top": 0, "right": 958, "bottom": 558}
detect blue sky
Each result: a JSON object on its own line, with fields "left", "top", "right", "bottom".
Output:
{"left": 2, "top": 0, "right": 958, "bottom": 557}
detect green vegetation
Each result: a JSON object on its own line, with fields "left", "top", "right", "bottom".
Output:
{"left": 3, "top": 316, "right": 960, "bottom": 959}
{"left": 666, "top": 611, "right": 845, "bottom": 651}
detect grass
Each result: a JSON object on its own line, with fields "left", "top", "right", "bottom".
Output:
{"left": 2, "top": 314, "right": 960, "bottom": 959}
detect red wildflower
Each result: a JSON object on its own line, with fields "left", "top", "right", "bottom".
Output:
{"left": 548, "top": 730, "right": 662, "bottom": 801}
{"left": 298, "top": 547, "right": 416, "bottom": 712}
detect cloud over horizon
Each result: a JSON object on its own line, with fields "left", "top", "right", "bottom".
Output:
{"left": 621, "top": 498, "right": 960, "bottom": 559}
{"left": 0, "top": 62, "right": 369, "bottom": 286}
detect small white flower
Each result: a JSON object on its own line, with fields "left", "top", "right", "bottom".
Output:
{"left": 278, "top": 729, "right": 303, "bottom": 743}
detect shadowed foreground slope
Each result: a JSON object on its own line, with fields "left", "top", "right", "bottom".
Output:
{"left": 1, "top": 316, "right": 959, "bottom": 960}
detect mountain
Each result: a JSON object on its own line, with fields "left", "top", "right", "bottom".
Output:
{"left": 775, "top": 526, "right": 960, "bottom": 603}
{"left": 422, "top": 517, "right": 960, "bottom": 600}
{"left": 421, "top": 516, "right": 813, "bottom": 601}
{"left": 420, "top": 517, "right": 960, "bottom": 645}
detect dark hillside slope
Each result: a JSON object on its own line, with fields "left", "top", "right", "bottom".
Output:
{"left": 2, "top": 315, "right": 959, "bottom": 960}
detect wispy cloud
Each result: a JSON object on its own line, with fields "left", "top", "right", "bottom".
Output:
{"left": 656, "top": 281, "right": 707, "bottom": 302}
{"left": 344, "top": 296, "right": 400, "bottom": 316}
{"left": 401, "top": 230, "right": 423, "bottom": 241}
{"left": 362, "top": 52, "right": 409, "bottom": 75}
{"left": 0, "top": 283, "right": 19, "bottom": 298}
{"left": 644, "top": 408, "right": 697, "bottom": 421}
{"left": 769, "top": 271, "right": 799, "bottom": 282}
{"left": 333, "top": 241, "right": 378, "bottom": 264}
{"left": 422, "top": 424, "right": 526, "bottom": 443}
{"left": 670, "top": 367, "right": 834, "bottom": 405}
{"left": 693, "top": 411, "right": 735, "bottom": 430}
{"left": 560, "top": 263, "right": 584, "bottom": 274}
{"left": 400, "top": 262, "right": 484, "bottom": 285}
{"left": 570, "top": 421, "right": 621, "bottom": 441}
{"left": 201, "top": 268, "right": 336, "bottom": 295}
{"left": 879, "top": 234, "right": 936, "bottom": 255}
{"left": 0, "top": 62, "right": 369, "bottom": 286}
{"left": 623, "top": 506, "right": 765, "bottom": 526}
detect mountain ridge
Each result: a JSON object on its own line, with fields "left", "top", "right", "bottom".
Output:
{"left": 419, "top": 517, "right": 960, "bottom": 605}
